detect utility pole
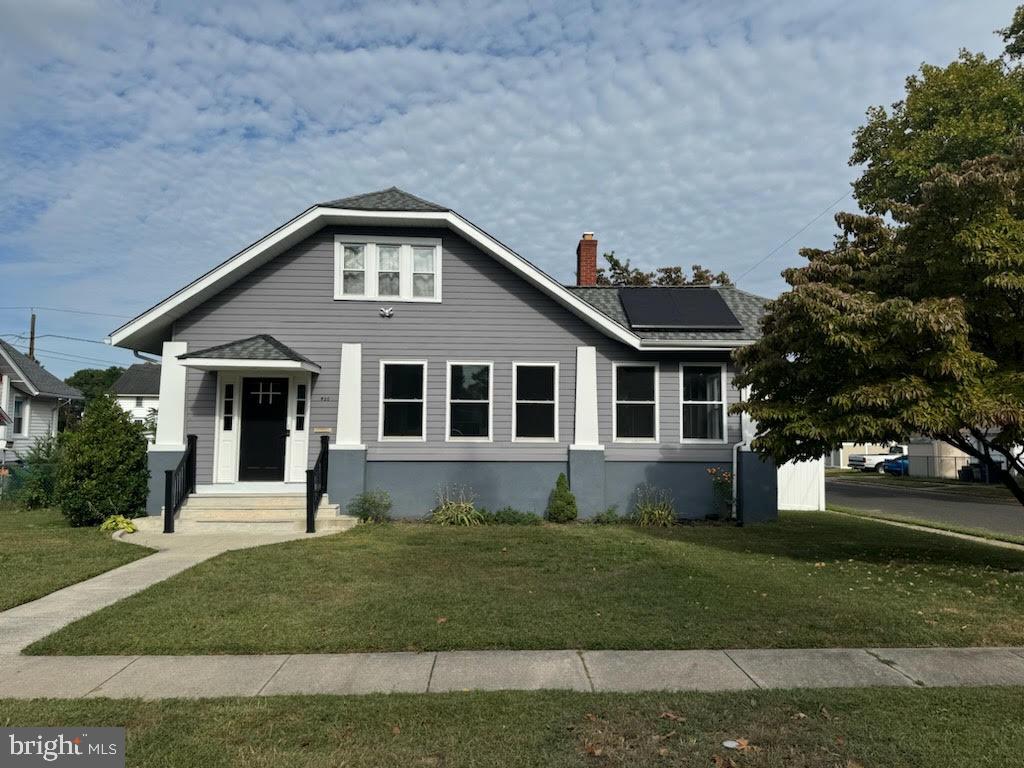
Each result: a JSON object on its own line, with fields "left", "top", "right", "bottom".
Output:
{"left": 28, "top": 311, "right": 36, "bottom": 361}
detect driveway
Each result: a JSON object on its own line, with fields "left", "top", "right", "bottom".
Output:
{"left": 826, "top": 478, "right": 1024, "bottom": 539}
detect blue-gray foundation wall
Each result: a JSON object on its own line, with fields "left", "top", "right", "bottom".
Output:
{"left": 145, "top": 449, "right": 186, "bottom": 516}
{"left": 320, "top": 453, "right": 778, "bottom": 522}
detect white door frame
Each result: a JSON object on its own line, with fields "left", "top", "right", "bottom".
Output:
{"left": 213, "top": 370, "right": 313, "bottom": 484}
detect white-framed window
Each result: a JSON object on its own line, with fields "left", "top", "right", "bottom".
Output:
{"left": 11, "top": 395, "right": 27, "bottom": 436}
{"left": 612, "top": 363, "right": 658, "bottom": 442}
{"left": 379, "top": 361, "right": 427, "bottom": 441}
{"left": 222, "top": 383, "right": 235, "bottom": 432}
{"left": 135, "top": 396, "right": 144, "bottom": 408}
{"left": 513, "top": 362, "right": 558, "bottom": 441}
{"left": 446, "top": 362, "right": 492, "bottom": 441}
{"left": 680, "top": 364, "right": 728, "bottom": 443}
{"left": 334, "top": 236, "right": 442, "bottom": 302}
{"left": 295, "top": 383, "right": 307, "bottom": 431}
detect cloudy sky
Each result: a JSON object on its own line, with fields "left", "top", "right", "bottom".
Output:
{"left": 0, "top": 0, "right": 1016, "bottom": 376}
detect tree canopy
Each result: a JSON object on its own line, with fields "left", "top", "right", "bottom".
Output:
{"left": 736, "top": 9, "right": 1024, "bottom": 506}
{"left": 596, "top": 251, "right": 733, "bottom": 287}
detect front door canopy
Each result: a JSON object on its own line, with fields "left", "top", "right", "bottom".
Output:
{"left": 178, "top": 335, "right": 320, "bottom": 373}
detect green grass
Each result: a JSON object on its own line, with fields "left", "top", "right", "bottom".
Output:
{"left": 0, "top": 507, "right": 152, "bottom": 611}
{"left": 830, "top": 504, "right": 1024, "bottom": 546}
{"left": 0, "top": 687, "right": 1021, "bottom": 767}
{"left": 28, "top": 512, "right": 1024, "bottom": 655}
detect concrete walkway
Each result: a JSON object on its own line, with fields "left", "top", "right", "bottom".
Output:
{"left": 2, "top": 530, "right": 1023, "bottom": 699}
{"left": 1, "top": 647, "right": 1023, "bottom": 699}
{"left": 0, "top": 527, "right": 330, "bottom": 656}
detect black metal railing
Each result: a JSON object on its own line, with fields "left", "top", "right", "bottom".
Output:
{"left": 306, "top": 435, "right": 330, "bottom": 533}
{"left": 163, "top": 434, "right": 197, "bottom": 534}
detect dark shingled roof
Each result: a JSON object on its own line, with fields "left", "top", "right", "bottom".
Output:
{"left": 111, "top": 363, "right": 161, "bottom": 396}
{"left": 179, "top": 335, "right": 316, "bottom": 365}
{"left": 0, "top": 339, "right": 83, "bottom": 399}
{"left": 319, "top": 186, "right": 449, "bottom": 212}
{"left": 567, "top": 285, "right": 769, "bottom": 342}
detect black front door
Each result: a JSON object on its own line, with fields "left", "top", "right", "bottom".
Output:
{"left": 239, "top": 377, "right": 289, "bottom": 481}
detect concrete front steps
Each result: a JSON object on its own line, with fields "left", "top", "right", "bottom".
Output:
{"left": 170, "top": 493, "right": 358, "bottom": 534}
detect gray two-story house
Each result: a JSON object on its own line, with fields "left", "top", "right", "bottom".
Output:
{"left": 109, "top": 188, "right": 776, "bottom": 525}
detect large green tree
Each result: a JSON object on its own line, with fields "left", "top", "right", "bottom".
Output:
{"left": 596, "top": 252, "right": 733, "bottom": 287}
{"left": 736, "top": 10, "right": 1024, "bottom": 505}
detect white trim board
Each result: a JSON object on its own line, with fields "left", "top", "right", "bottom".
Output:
{"left": 179, "top": 358, "right": 321, "bottom": 373}
{"left": 107, "top": 206, "right": 752, "bottom": 354}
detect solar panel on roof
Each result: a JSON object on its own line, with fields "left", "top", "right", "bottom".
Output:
{"left": 617, "top": 287, "right": 743, "bottom": 330}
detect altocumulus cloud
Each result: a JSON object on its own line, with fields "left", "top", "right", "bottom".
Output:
{"left": 0, "top": 0, "right": 1016, "bottom": 375}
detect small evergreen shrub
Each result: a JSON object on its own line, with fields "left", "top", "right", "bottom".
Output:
{"left": 593, "top": 505, "right": 622, "bottom": 525}
{"left": 348, "top": 489, "right": 392, "bottom": 523}
{"left": 545, "top": 473, "right": 578, "bottom": 523}
{"left": 486, "top": 506, "right": 542, "bottom": 525}
{"left": 99, "top": 515, "right": 137, "bottom": 533}
{"left": 631, "top": 485, "right": 676, "bottom": 527}
{"left": 13, "top": 436, "right": 62, "bottom": 508}
{"left": 55, "top": 394, "right": 149, "bottom": 526}
{"left": 431, "top": 484, "right": 484, "bottom": 526}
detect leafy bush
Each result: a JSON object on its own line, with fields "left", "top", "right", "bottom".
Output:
{"left": 431, "top": 484, "right": 484, "bottom": 526}
{"left": 12, "top": 436, "right": 62, "bottom": 508}
{"left": 99, "top": 515, "right": 137, "bottom": 533}
{"left": 706, "top": 466, "right": 734, "bottom": 518}
{"left": 592, "top": 505, "right": 622, "bottom": 525}
{"left": 55, "top": 394, "right": 149, "bottom": 526}
{"left": 348, "top": 489, "right": 392, "bottom": 523}
{"left": 485, "top": 506, "right": 542, "bottom": 525}
{"left": 631, "top": 485, "right": 676, "bottom": 527}
{"left": 545, "top": 473, "right": 577, "bottom": 523}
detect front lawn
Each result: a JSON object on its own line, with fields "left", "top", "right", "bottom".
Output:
{"left": 0, "top": 506, "right": 152, "bottom": 612}
{"left": 28, "top": 511, "right": 1024, "bottom": 655}
{"left": 1, "top": 687, "right": 1021, "bottom": 767}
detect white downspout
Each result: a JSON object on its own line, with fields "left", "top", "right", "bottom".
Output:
{"left": 731, "top": 386, "right": 753, "bottom": 524}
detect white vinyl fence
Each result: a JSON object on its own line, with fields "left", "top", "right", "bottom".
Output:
{"left": 777, "top": 457, "right": 826, "bottom": 511}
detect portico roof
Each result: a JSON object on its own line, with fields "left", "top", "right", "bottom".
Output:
{"left": 177, "top": 335, "right": 320, "bottom": 373}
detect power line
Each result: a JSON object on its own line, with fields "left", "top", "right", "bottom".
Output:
{"left": 737, "top": 191, "right": 851, "bottom": 280}
{"left": 0, "top": 306, "right": 131, "bottom": 319}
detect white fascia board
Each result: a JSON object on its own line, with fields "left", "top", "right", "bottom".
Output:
{"left": 178, "top": 358, "right": 320, "bottom": 373}
{"left": 108, "top": 205, "right": 751, "bottom": 354}
{"left": 0, "top": 347, "right": 38, "bottom": 396}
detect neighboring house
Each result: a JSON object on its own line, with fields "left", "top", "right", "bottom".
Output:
{"left": 108, "top": 188, "right": 778, "bottom": 521}
{"left": 0, "top": 339, "right": 83, "bottom": 458}
{"left": 825, "top": 442, "right": 892, "bottom": 469}
{"left": 112, "top": 363, "right": 161, "bottom": 434}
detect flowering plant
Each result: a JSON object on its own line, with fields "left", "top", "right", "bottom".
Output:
{"left": 706, "top": 466, "right": 733, "bottom": 516}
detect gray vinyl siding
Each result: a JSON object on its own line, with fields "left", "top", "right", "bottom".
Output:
{"left": 173, "top": 225, "right": 741, "bottom": 480}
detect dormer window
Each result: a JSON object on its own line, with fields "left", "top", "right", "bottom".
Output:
{"left": 334, "top": 236, "right": 442, "bottom": 302}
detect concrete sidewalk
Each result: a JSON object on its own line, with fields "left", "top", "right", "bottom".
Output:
{"left": 0, "top": 528, "right": 329, "bottom": 655}
{"left": 1, "top": 647, "right": 1023, "bottom": 699}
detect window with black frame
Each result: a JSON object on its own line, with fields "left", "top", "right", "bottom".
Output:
{"left": 614, "top": 364, "right": 657, "bottom": 441}
{"left": 514, "top": 364, "right": 557, "bottom": 439}
{"left": 448, "top": 363, "right": 491, "bottom": 439}
{"left": 381, "top": 363, "right": 425, "bottom": 439}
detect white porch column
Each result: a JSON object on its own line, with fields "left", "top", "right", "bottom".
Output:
{"left": 154, "top": 341, "right": 187, "bottom": 448}
{"left": 335, "top": 343, "right": 363, "bottom": 447}
{"left": 571, "top": 346, "right": 602, "bottom": 449}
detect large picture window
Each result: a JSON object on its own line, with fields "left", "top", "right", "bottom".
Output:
{"left": 380, "top": 362, "right": 426, "bottom": 440}
{"left": 514, "top": 363, "right": 557, "bottom": 440}
{"left": 681, "top": 364, "right": 726, "bottom": 442}
{"left": 614, "top": 364, "right": 657, "bottom": 441}
{"left": 448, "top": 362, "right": 491, "bottom": 440}
{"left": 335, "top": 237, "right": 441, "bottom": 302}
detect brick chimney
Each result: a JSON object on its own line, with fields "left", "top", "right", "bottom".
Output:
{"left": 576, "top": 232, "right": 598, "bottom": 286}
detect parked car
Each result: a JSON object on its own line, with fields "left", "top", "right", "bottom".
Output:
{"left": 849, "top": 444, "right": 908, "bottom": 473}
{"left": 882, "top": 455, "right": 909, "bottom": 476}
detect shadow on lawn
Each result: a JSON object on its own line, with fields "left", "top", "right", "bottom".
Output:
{"left": 629, "top": 513, "right": 1024, "bottom": 571}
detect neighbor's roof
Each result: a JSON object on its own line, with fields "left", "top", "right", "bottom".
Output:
{"left": 179, "top": 335, "right": 316, "bottom": 365}
{"left": 0, "top": 339, "right": 83, "bottom": 399}
{"left": 111, "top": 363, "right": 161, "bottom": 396}
{"left": 567, "top": 285, "right": 768, "bottom": 342}
{"left": 319, "top": 187, "right": 449, "bottom": 212}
